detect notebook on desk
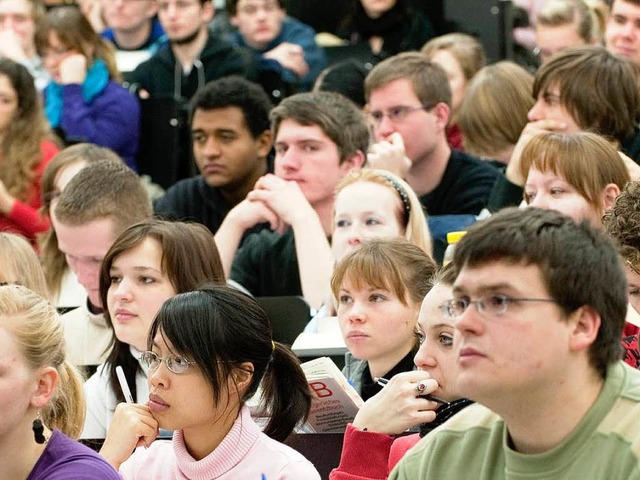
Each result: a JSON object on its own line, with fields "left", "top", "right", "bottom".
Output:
{"left": 292, "top": 317, "right": 347, "bottom": 358}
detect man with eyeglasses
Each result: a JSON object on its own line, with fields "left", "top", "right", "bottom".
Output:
{"left": 224, "top": 0, "right": 326, "bottom": 95}
{"left": 364, "top": 52, "right": 499, "bottom": 217}
{"left": 391, "top": 207, "right": 640, "bottom": 479}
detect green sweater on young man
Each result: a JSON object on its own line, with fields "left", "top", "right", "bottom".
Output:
{"left": 390, "top": 361, "right": 640, "bottom": 480}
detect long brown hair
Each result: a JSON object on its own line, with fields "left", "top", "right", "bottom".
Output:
{"left": 99, "top": 220, "right": 226, "bottom": 404}
{"left": 0, "top": 59, "right": 52, "bottom": 201}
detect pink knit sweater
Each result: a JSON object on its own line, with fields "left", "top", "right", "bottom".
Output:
{"left": 119, "top": 407, "right": 320, "bottom": 479}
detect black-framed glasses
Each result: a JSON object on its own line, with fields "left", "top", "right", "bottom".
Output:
{"left": 439, "top": 294, "right": 560, "bottom": 319}
{"left": 368, "top": 104, "right": 436, "bottom": 125}
{"left": 140, "top": 351, "right": 197, "bottom": 374}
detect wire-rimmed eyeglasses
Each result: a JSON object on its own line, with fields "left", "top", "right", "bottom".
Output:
{"left": 140, "top": 351, "right": 197, "bottom": 374}
{"left": 368, "top": 103, "right": 436, "bottom": 125}
{"left": 439, "top": 294, "right": 560, "bottom": 319}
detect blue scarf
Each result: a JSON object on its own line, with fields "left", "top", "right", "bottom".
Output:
{"left": 45, "top": 59, "right": 109, "bottom": 128}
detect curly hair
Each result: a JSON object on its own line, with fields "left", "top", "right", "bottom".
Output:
{"left": 603, "top": 180, "right": 640, "bottom": 271}
{"left": 0, "top": 59, "right": 52, "bottom": 201}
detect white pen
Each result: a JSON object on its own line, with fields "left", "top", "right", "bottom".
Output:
{"left": 117, "top": 365, "right": 151, "bottom": 450}
{"left": 116, "top": 365, "right": 134, "bottom": 403}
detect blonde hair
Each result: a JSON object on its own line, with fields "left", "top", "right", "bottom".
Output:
{"left": 335, "top": 168, "right": 433, "bottom": 258}
{"left": 0, "top": 285, "right": 85, "bottom": 438}
{"left": 520, "top": 132, "right": 630, "bottom": 215}
{"left": 458, "top": 61, "right": 534, "bottom": 160}
{"left": 537, "top": 0, "right": 606, "bottom": 44}
{"left": 0, "top": 233, "right": 49, "bottom": 300}
{"left": 0, "top": 59, "right": 54, "bottom": 202}
{"left": 421, "top": 33, "right": 486, "bottom": 82}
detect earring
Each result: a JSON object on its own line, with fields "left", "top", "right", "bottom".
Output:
{"left": 32, "top": 412, "right": 46, "bottom": 444}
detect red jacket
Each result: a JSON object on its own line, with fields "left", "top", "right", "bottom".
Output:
{"left": 329, "top": 424, "right": 420, "bottom": 480}
{"left": 0, "top": 139, "right": 58, "bottom": 245}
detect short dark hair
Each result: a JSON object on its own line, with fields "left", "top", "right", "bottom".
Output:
{"left": 149, "top": 284, "right": 312, "bottom": 441}
{"left": 453, "top": 207, "right": 627, "bottom": 378}
{"left": 190, "top": 76, "right": 273, "bottom": 139}
{"left": 270, "top": 91, "right": 369, "bottom": 164}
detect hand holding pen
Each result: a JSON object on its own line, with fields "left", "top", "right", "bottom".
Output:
{"left": 352, "top": 371, "right": 442, "bottom": 435}
{"left": 99, "top": 367, "right": 159, "bottom": 471}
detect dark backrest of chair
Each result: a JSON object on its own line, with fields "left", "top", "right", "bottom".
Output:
{"left": 136, "top": 96, "right": 195, "bottom": 190}
{"left": 284, "top": 432, "right": 344, "bottom": 480}
{"left": 255, "top": 296, "right": 311, "bottom": 346}
{"left": 444, "top": 0, "right": 515, "bottom": 63}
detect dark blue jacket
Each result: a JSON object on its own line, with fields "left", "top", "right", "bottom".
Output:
{"left": 227, "top": 16, "right": 326, "bottom": 90}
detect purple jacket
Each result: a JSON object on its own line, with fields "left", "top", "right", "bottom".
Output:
{"left": 57, "top": 81, "right": 140, "bottom": 170}
{"left": 28, "top": 429, "right": 120, "bottom": 479}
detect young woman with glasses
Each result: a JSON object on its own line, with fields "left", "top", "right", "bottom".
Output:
{"left": 99, "top": 285, "right": 319, "bottom": 479}
{"left": 35, "top": 6, "right": 140, "bottom": 170}
{"left": 81, "top": 219, "right": 225, "bottom": 439}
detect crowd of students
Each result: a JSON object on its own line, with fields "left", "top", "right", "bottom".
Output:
{"left": 3, "top": 0, "right": 640, "bottom": 478}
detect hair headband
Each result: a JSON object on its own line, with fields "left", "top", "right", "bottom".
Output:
{"left": 380, "top": 172, "right": 412, "bottom": 223}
